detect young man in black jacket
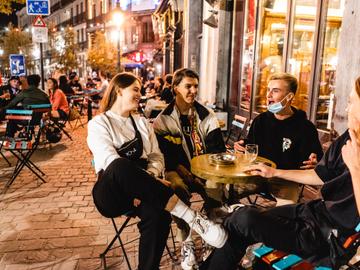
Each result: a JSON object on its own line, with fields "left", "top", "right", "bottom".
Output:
{"left": 235, "top": 73, "right": 323, "bottom": 205}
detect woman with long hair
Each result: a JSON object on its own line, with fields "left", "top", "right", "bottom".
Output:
{"left": 47, "top": 78, "right": 69, "bottom": 120}
{"left": 87, "top": 72, "right": 227, "bottom": 270}
{"left": 342, "top": 76, "right": 360, "bottom": 213}
{"left": 58, "top": 75, "right": 74, "bottom": 96}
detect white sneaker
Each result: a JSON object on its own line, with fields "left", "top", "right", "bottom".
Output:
{"left": 181, "top": 240, "right": 198, "bottom": 270}
{"left": 190, "top": 212, "right": 228, "bottom": 248}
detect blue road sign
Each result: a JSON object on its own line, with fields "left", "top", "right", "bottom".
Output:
{"left": 9, "top": 55, "right": 26, "bottom": 76}
{"left": 26, "top": 0, "right": 50, "bottom": 15}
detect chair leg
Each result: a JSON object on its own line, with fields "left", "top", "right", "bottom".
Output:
{"left": 164, "top": 225, "right": 178, "bottom": 262}
{"left": 100, "top": 216, "right": 132, "bottom": 270}
{"left": 0, "top": 151, "right": 11, "bottom": 166}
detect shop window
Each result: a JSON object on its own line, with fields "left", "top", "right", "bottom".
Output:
{"left": 239, "top": 0, "right": 256, "bottom": 111}
{"left": 253, "top": 0, "right": 287, "bottom": 113}
{"left": 287, "top": 0, "right": 318, "bottom": 111}
{"left": 316, "top": 0, "right": 344, "bottom": 130}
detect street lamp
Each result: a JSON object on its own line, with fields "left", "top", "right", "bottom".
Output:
{"left": 112, "top": 2, "right": 124, "bottom": 73}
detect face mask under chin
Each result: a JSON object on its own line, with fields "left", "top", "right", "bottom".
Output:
{"left": 267, "top": 93, "right": 293, "bottom": 114}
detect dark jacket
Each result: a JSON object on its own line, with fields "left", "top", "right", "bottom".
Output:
{"left": 4, "top": 85, "right": 50, "bottom": 110}
{"left": 246, "top": 107, "right": 323, "bottom": 169}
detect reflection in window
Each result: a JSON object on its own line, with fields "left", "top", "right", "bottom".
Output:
{"left": 240, "top": 0, "right": 256, "bottom": 111}
{"left": 316, "top": 0, "right": 344, "bottom": 130}
{"left": 254, "top": 0, "right": 287, "bottom": 113}
{"left": 287, "top": 0, "right": 318, "bottom": 111}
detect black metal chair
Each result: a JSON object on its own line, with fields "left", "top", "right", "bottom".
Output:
{"left": 100, "top": 212, "right": 178, "bottom": 270}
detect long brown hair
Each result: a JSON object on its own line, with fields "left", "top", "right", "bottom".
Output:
{"left": 100, "top": 72, "right": 141, "bottom": 113}
{"left": 356, "top": 77, "right": 360, "bottom": 98}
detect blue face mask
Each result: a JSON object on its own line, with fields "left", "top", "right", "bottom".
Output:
{"left": 267, "top": 93, "right": 293, "bottom": 114}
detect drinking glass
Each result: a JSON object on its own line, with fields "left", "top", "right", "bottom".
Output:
{"left": 245, "top": 144, "right": 258, "bottom": 163}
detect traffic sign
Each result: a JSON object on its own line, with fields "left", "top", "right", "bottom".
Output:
{"left": 33, "top": 27, "right": 48, "bottom": 43}
{"left": 33, "top": 15, "right": 46, "bottom": 27}
{"left": 26, "top": 0, "right": 50, "bottom": 15}
{"left": 9, "top": 54, "right": 26, "bottom": 76}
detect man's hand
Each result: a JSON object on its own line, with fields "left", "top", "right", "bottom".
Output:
{"left": 234, "top": 140, "right": 245, "bottom": 153}
{"left": 245, "top": 163, "right": 277, "bottom": 178}
{"left": 300, "top": 153, "right": 318, "bottom": 169}
{"left": 158, "top": 178, "right": 172, "bottom": 187}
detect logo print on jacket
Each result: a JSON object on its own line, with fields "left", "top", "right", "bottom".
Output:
{"left": 282, "top": 138, "right": 292, "bottom": 152}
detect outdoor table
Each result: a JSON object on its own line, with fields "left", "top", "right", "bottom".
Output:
{"left": 190, "top": 153, "right": 276, "bottom": 203}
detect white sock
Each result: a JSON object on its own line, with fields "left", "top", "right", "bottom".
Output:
{"left": 170, "top": 199, "right": 196, "bottom": 224}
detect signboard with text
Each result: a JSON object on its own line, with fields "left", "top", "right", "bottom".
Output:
{"left": 9, "top": 54, "right": 26, "bottom": 76}
{"left": 32, "top": 16, "right": 48, "bottom": 43}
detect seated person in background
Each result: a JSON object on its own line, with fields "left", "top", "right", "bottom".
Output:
{"left": 0, "top": 76, "right": 21, "bottom": 120}
{"left": 47, "top": 78, "right": 69, "bottom": 121}
{"left": 92, "top": 70, "right": 109, "bottom": 101}
{"left": 68, "top": 72, "right": 82, "bottom": 94}
{"left": 87, "top": 72, "right": 228, "bottom": 270}
{"left": 234, "top": 73, "right": 323, "bottom": 205}
{"left": 2, "top": 74, "right": 50, "bottom": 137}
{"left": 153, "top": 68, "right": 226, "bottom": 270}
{"left": 160, "top": 74, "right": 174, "bottom": 104}
{"left": 202, "top": 76, "right": 360, "bottom": 270}
{"left": 59, "top": 75, "right": 75, "bottom": 97}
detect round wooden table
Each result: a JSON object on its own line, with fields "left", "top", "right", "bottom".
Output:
{"left": 190, "top": 153, "right": 276, "bottom": 185}
{"left": 191, "top": 153, "right": 276, "bottom": 203}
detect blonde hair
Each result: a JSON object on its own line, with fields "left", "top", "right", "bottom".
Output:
{"left": 100, "top": 72, "right": 141, "bottom": 113}
{"left": 353, "top": 76, "right": 360, "bottom": 143}
{"left": 268, "top": 73, "right": 298, "bottom": 94}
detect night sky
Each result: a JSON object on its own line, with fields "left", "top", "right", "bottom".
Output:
{"left": 0, "top": 4, "right": 25, "bottom": 27}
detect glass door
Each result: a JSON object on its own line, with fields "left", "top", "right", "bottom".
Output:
{"left": 314, "top": 0, "right": 344, "bottom": 130}
{"left": 253, "top": 0, "right": 288, "bottom": 113}
{"left": 239, "top": 0, "right": 257, "bottom": 112}
{"left": 286, "top": 0, "right": 318, "bottom": 111}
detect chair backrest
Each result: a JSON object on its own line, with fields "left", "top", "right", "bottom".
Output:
{"left": 225, "top": 114, "right": 248, "bottom": 146}
{"left": 5, "top": 109, "right": 33, "bottom": 133}
{"left": 25, "top": 103, "right": 52, "bottom": 113}
{"left": 5, "top": 108, "right": 47, "bottom": 143}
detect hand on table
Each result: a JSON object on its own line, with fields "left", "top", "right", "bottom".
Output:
{"left": 300, "top": 153, "right": 318, "bottom": 169}
{"left": 234, "top": 140, "right": 245, "bottom": 153}
{"left": 245, "top": 163, "right": 276, "bottom": 178}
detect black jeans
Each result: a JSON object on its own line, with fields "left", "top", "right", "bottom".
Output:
{"left": 202, "top": 200, "right": 340, "bottom": 270}
{"left": 92, "top": 158, "right": 173, "bottom": 270}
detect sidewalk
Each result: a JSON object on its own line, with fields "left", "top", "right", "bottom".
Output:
{"left": 0, "top": 118, "right": 181, "bottom": 270}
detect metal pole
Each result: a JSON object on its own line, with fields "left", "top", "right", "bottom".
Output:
{"left": 117, "top": 33, "right": 121, "bottom": 73}
{"left": 40, "top": 42, "right": 45, "bottom": 90}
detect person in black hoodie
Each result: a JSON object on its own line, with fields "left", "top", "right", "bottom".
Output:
{"left": 234, "top": 73, "right": 323, "bottom": 205}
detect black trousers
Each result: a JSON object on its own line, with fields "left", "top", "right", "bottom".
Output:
{"left": 92, "top": 158, "right": 173, "bottom": 270}
{"left": 202, "top": 200, "right": 349, "bottom": 270}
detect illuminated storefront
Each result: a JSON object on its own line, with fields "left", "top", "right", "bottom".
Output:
{"left": 229, "top": 0, "right": 344, "bottom": 132}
